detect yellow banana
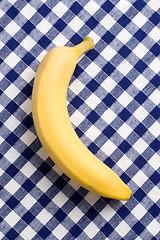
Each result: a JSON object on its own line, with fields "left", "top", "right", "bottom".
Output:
{"left": 32, "top": 36, "right": 132, "bottom": 200}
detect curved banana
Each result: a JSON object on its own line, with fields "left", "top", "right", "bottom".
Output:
{"left": 32, "top": 37, "right": 132, "bottom": 200}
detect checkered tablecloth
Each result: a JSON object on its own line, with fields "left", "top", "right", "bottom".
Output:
{"left": 0, "top": 0, "right": 160, "bottom": 239}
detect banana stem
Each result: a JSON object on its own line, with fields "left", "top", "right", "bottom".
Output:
{"left": 74, "top": 36, "right": 94, "bottom": 58}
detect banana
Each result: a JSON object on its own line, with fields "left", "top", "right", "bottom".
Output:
{"left": 32, "top": 36, "right": 132, "bottom": 200}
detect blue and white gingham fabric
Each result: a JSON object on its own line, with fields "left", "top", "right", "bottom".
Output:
{"left": 0, "top": 0, "right": 160, "bottom": 239}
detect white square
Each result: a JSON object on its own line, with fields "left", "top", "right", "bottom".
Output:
{"left": 70, "top": 111, "right": 85, "bottom": 127}
{"left": 84, "top": 0, "right": 100, "bottom": 15}
{"left": 149, "top": 27, "right": 160, "bottom": 42}
{"left": 148, "top": 153, "right": 160, "bottom": 171}
{"left": 36, "top": 209, "right": 52, "bottom": 225}
{"left": 116, "top": 0, "right": 132, "bottom": 13}
{"left": 21, "top": 193, "right": 36, "bottom": 210}
{"left": 101, "top": 108, "right": 117, "bottom": 124}
{"left": 148, "top": 0, "right": 160, "bottom": 11}
{"left": 0, "top": 9, "right": 4, "bottom": 18}
{"left": 117, "top": 60, "right": 132, "bottom": 75}
{"left": 133, "top": 75, "right": 148, "bottom": 90}
{"left": 133, "top": 106, "right": 148, "bottom": 122}
{"left": 21, "top": 4, "right": 36, "bottom": 19}
{"left": 85, "top": 62, "right": 101, "bottom": 77}
{"left": 101, "top": 76, "right": 117, "bottom": 92}
{"left": 68, "top": 207, "right": 84, "bottom": 223}
{"left": 117, "top": 155, "right": 132, "bottom": 171}
{"left": 37, "top": 19, "right": 52, "bottom": 34}
{"left": 88, "top": 31, "right": 101, "bottom": 44}
{"left": 53, "top": 2, "right": 68, "bottom": 18}
{"left": 5, "top": 52, "right": 20, "bottom": 68}
{"left": 118, "top": 92, "right": 133, "bottom": 107}
{"left": 20, "top": 98, "right": 32, "bottom": 114}
{"left": 147, "top": 219, "right": 160, "bottom": 236}
{"left": 148, "top": 186, "right": 160, "bottom": 202}
{"left": 117, "top": 29, "right": 132, "bottom": 44}
{"left": 132, "top": 203, "right": 147, "bottom": 220}
{"left": 5, "top": 179, "right": 20, "bottom": 194}
{"left": 37, "top": 176, "right": 52, "bottom": 192}
{"left": 4, "top": 115, "right": 20, "bottom": 131}
{"left": 0, "top": 199, "right": 5, "bottom": 209}
{"left": 5, "top": 21, "right": 20, "bottom": 37}
{"left": 4, "top": 147, "right": 20, "bottom": 163}
{"left": 149, "top": 58, "right": 160, "bottom": 74}
{"left": 21, "top": 162, "right": 36, "bottom": 178}
{"left": 84, "top": 222, "right": 99, "bottom": 238}
{"left": 101, "top": 139, "right": 117, "bottom": 155}
{"left": 85, "top": 125, "right": 101, "bottom": 141}
{"left": 0, "top": 40, "right": 5, "bottom": 50}
{"left": 100, "top": 205, "right": 116, "bottom": 221}
{"left": 21, "top": 35, "right": 36, "bottom": 51}
{"left": 4, "top": 84, "right": 20, "bottom": 100}
{"left": 133, "top": 43, "right": 148, "bottom": 59}
{"left": 132, "top": 12, "right": 148, "bottom": 28}
{"left": 85, "top": 93, "right": 101, "bottom": 109}
{"left": 85, "top": 192, "right": 100, "bottom": 205}
{"left": 53, "top": 224, "right": 68, "bottom": 240}
{"left": 132, "top": 170, "right": 148, "bottom": 187}
{"left": 36, "top": 50, "right": 47, "bottom": 62}
{"left": 117, "top": 123, "right": 133, "bottom": 138}
{"left": 53, "top": 33, "right": 68, "bottom": 46}
{"left": 149, "top": 89, "right": 160, "bottom": 105}
{"left": 100, "top": 15, "right": 116, "bottom": 30}
{"left": 68, "top": 179, "right": 80, "bottom": 191}
{"left": 20, "top": 226, "right": 36, "bottom": 240}
{"left": 0, "top": 104, "right": 4, "bottom": 113}
{"left": 5, "top": 211, "right": 20, "bottom": 227}
{"left": 20, "top": 130, "right": 36, "bottom": 145}
{"left": 133, "top": 138, "right": 148, "bottom": 154}
{"left": 0, "top": 136, "right": 4, "bottom": 145}
{"left": 21, "top": 66, "right": 35, "bottom": 83}
{"left": 0, "top": 168, "right": 4, "bottom": 176}
{"left": 37, "top": 147, "right": 48, "bottom": 160}
{"left": 68, "top": 16, "right": 84, "bottom": 32}
{"left": 101, "top": 45, "right": 117, "bottom": 61}
{"left": 69, "top": 79, "right": 84, "bottom": 94}
{"left": 53, "top": 192, "right": 68, "bottom": 207}
{"left": 115, "top": 221, "right": 130, "bottom": 237}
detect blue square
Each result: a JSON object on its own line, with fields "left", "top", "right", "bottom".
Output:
{"left": 38, "top": 35, "right": 51, "bottom": 49}
{"left": 119, "top": 140, "right": 132, "bottom": 153}
{"left": 70, "top": 192, "right": 83, "bottom": 205}
{"left": 133, "top": 0, "right": 146, "bottom": 11}
{"left": 22, "top": 211, "right": 35, "bottom": 224}
{"left": 6, "top": 196, "right": 19, "bottom": 209}
{"left": 103, "top": 93, "right": 116, "bottom": 107}
{"left": 22, "top": 115, "right": 33, "bottom": 128}
{"left": 70, "top": 224, "right": 83, "bottom": 238}
{"left": 87, "top": 79, "right": 99, "bottom": 92}
{"left": 103, "top": 126, "right": 116, "bottom": 138}
{"left": 102, "top": 31, "right": 115, "bottom": 44}
{"left": 150, "top": 43, "right": 160, "bottom": 57}
{"left": 70, "top": 34, "right": 83, "bottom": 45}
{"left": 119, "top": 77, "right": 131, "bottom": 90}
{"left": 150, "top": 139, "right": 160, "bottom": 152}
{"left": 22, "top": 83, "right": 32, "bottom": 97}
{"left": 22, "top": 20, "right": 35, "bottom": 34}
{"left": 117, "top": 205, "right": 130, "bottom": 219}
{"left": 6, "top": 6, "right": 19, "bottom": 19}
{"left": 118, "top": 15, "right": 130, "bottom": 27}
{"left": 120, "top": 172, "right": 131, "bottom": 184}
{"left": 86, "top": 207, "right": 99, "bottom": 220}
{"left": 149, "top": 12, "right": 160, "bottom": 26}
{"left": 102, "top": 62, "right": 115, "bottom": 76}
{"left": 134, "top": 156, "right": 147, "bottom": 169}
{"left": 54, "top": 176, "right": 67, "bottom": 190}
{"left": 134, "top": 29, "right": 147, "bottom": 42}
{"left": 22, "top": 52, "right": 35, "bottom": 65}
{"left": 38, "top": 4, "right": 51, "bottom": 17}
{"left": 6, "top": 38, "right": 19, "bottom": 50}
{"left": 134, "top": 60, "right": 148, "bottom": 73}
{"left": 54, "top": 209, "right": 67, "bottom": 222}
{"left": 22, "top": 179, "right": 35, "bottom": 192}
{"left": 22, "top": 147, "right": 35, "bottom": 160}
{"left": 150, "top": 74, "right": 160, "bottom": 88}
{"left": 6, "top": 133, "right": 19, "bottom": 146}
{"left": 150, "top": 171, "right": 159, "bottom": 184}
{"left": 133, "top": 221, "right": 145, "bottom": 235}
{"left": 38, "top": 226, "right": 51, "bottom": 239}
{"left": 101, "top": 1, "right": 114, "bottom": 13}
{"left": 73, "top": 64, "right": 83, "bottom": 78}
{"left": 119, "top": 108, "right": 132, "bottom": 121}
{"left": 86, "top": 16, "right": 99, "bottom": 29}
{"left": 71, "top": 95, "right": 84, "bottom": 108}
{"left": 87, "top": 49, "right": 99, "bottom": 61}
{"left": 6, "top": 69, "right": 19, "bottom": 82}
{"left": 6, "top": 229, "right": 19, "bottom": 240}
{"left": 88, "top": 142, "right": 99, "bottom": 154}
{"left": 38, "top": 194, "right": 51, "bottom": 207}
{"left": 134, "top": 91, "right": 147, "bottom": 104}
{"left": 134, "top": 188, "right": 146, "bottom": 201}
{"left": 101, "top": 222, "right": 114, "bottom": 237}
{"left": 87, "top": 110, "right": 99, "bottom": 124}
{"left": 70, "top": 2, "right": 83, "bottom": 15}
{"left": 150, "top": 106, "right": 160, "bottom": 120}
{"left": 134, "top": 123, "right": 147, "bottom": 137}
{"left": 6, "top": 101, "right": 19, "bottom": 113}
{"left": 148, "top": 204, "right": 159, "bottom": 217}
{"left": 54, "top": 19, "right": 67, "bottom": 31}
{"left": 75, "top": 127, "right": 84, "bottom": 138}
{"left": 38, "top": 162, "right": 52, "bottom": 175}
{"left": 118, "top": 45, "right": 131, "bottom": 58}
